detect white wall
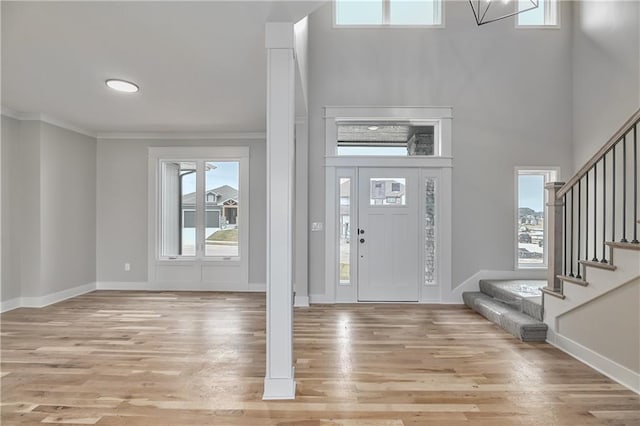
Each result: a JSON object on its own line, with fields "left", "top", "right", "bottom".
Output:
{"left": 572, "top": 0, "right": 640, "bottom": 169}
{"left": 96, "top": 138, "right": 266, "bottom": 285}
{"left": 1, "top": 117, "right": 96, "bottom": 303}
{"left": 306, "top": 1, "right": 574, "bottom": 297}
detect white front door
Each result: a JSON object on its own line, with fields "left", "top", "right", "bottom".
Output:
{"left": 357, "top": 168, "right": 420, "bottom": 301}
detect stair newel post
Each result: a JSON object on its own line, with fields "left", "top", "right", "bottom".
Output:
{"left": 546, "top": 182, "right": 566, "bottom": 293}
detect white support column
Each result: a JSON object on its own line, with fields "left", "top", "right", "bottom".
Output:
{"left": 263, "top": 22, "right": 296, "bottom": 400}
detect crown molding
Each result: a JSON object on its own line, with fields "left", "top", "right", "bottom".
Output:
{"left": 97, "top": 132, "right": 266, "bottom": 140}
{"left": 1, "top": 106, "right": 97, "bottom": 138}
{"left": 2, "top": 106, "right": 266, "bottom": 141}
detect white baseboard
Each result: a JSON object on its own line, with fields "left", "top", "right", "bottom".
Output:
{"left": 547, "top": 330, "right": 640, "bottom": 394}
{"left": 19, "top": 282, "right": 97, "bottom": 309}
{"left": 442, "top": 269, "right": 546, "bottom": 303}
{"left": 96, "top": 281, "right": 265, "bottom": 292}
{"left": 294, "top": 295, "right": 310, "bottom": 307}
{"left": 249, "top": 282, "right": 266, "bottom": 292}
{"left": 1, "top": 297, "right": 22, "bottom": 313}
{"left": 309, "top": 294, "right": 335, "bottom": 304}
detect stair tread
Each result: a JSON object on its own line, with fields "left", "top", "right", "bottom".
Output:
{"left": 606, "top": 241, "right": 640, "bottom": 251}
{"left": 579, "top": 260, "right": 617, "bottom": 271}
{"left": 462, "top": 292, "right": 547, "bottom": 342}
{"left": 557, "top": 275, "right": 588, "bottom": 286}
{"left": 478, "top": 280, "right": 544, "bottom": 321}
{"left": 541, "top": 287, "right": 566, "bottom": 299}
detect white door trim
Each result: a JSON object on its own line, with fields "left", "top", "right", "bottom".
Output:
{"left": 322, "top": 106, "right": 453, "bottom": 304}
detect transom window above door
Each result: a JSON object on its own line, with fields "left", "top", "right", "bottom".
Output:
{"left": 336, "top": 122, "right": 436, "bottom": 156}
{"left": 335, "top": 0, "right": 443, "bottom": 27}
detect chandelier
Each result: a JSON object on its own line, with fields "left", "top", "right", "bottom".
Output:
{"left": 469, "top": 0, "right": 539, "bottom": 26}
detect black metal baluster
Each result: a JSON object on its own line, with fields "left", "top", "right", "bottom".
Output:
{"left": 570, "top": 187, "right": 574, "bottom": 277}
{"left": 592, "top": 163, "right": 598, "bottom": 262}
{"left": 622, "top": 135, "right": 628, "bottom": 243}
{"left": 564, "top": 193, "right": 568, "bottom": 275}
{"left": 576, "top": 179, "right": 582, "bottom": 279}
{"left": 586, "top": 170, "right": 590, "bottom": 261}
{"left": 601, "top": 153, "right": 607, "bottom": 263}
{"left": 633, "top": 123, "right": 638, "bottom": 244}
{"left": 612, "top": 145, "right": 616, "bottom": 242}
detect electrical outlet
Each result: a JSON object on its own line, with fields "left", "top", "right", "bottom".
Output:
{"left": 124, "top": 262, "right": 131, "bottom": 272}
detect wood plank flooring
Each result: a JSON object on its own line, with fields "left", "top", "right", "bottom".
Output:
{"left": 1, "top": 291, "right": 638, "bottom": 425}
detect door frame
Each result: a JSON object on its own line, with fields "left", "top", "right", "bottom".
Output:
{"left": 356, "top": 167, "right": 421, "bottom": 302}
{"left": 324, "top": 106, "right": 453, "bottom": 303}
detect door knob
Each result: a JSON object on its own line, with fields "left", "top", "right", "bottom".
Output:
{"left": 360, "top": 238, "right": 365, "bottom": 243}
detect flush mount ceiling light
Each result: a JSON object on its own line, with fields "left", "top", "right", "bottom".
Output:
{"left": 367, "top": 126, "right": 379, "bottom": 131}
{"left": 105, "top": 79, "right": 139, "bottom": 93}
{"left": 469, "top": 0, "right": 538, "bottom": 26}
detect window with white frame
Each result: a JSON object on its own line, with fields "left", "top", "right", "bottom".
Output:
{"left": 335, "top": 0, "right": 442, "bottom": 26}
{"left": 517, "top": 0, "right": 558, "bottom": 27}
{"left": 516, "top": 168, "right": 558, "bottom": 268}
{"left": 158, "top": 159, "right": 242, "bottom": 260}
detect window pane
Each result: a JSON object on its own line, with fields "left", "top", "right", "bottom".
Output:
{"left": 518, "top": 0, "right": 547, "bottom": 26}
{"left": 337, "top": 146, "right": 407, "bottom": 156}
{"left": 339, "top": 178, "right": 351, "bottom": 284}
{"left": 518, "top": 174, "right": 545, "bottom": 265}
{"left": 336, "top": 0, "right": 383, "bottom": 25}
{"left": 205, "top": 161, "right": 239, "bottom": 258}
{"left": 370, "top": 178, "right": 406, "bottom": 206}
{"left": 160, "top": 161, "right": 196, "bottom": 257}
{"left": 425, "top": 178, "right": 436, "bottom": 285}
{"left": 390, "top": 0, "right": 440, "bottom": 25}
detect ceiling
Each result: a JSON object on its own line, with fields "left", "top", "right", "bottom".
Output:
{"left": 1, "top": 1, "right": 324, "bottom": 135}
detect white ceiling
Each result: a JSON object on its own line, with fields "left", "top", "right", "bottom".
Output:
{"left": 1, "top": 1, "right": 324, "bottom": 134}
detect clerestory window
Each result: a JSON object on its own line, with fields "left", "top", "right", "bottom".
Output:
{"left": 517, "top": 0, "right": 559, "bottom": 27}
{"left": 335, "top": 0, "right": 443, "bottom": 27}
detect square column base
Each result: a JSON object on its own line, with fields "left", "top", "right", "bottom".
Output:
{"left": 263, "top": 372, "right": 296, "bottom": 400}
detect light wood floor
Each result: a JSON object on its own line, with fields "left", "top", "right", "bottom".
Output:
{"left": 1, "top": 291, "right": 638, "bottom": 425}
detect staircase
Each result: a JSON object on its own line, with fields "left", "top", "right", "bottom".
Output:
{"left": 467, "top": 109, "right": 640, "bottom": 391}
{"left": 463, "top": 280, "right": 547, "bottom": 342}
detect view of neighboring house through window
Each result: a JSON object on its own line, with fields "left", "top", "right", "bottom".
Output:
{"left": 205, "top": 161, "right": 239, "bottom": 257}
{"left": 159, "top": 160, "right": 240, "bottom": 259}
{"left": 516, "top": 169, "right": 557, "bottom": 268}
{"left": 517, "top": 0, "right": 558, "bottom": 26}
{"left": 335, "top": 0, "right": 442, "bottom": 26}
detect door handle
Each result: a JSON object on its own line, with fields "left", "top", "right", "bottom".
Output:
{"left": 360, "top": 238, "right": 365, "bottom": 243}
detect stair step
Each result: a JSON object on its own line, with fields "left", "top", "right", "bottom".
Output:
{"left": 606, "top": 241, "right": 640, "bottom": 251}
{"left": 541, "top": 287, "right": 566, "bottom": 299}
{"left": 579, "top": 260, "right": 617, "bottom": 271}
{"left": 478, "top": 279, "right": 544, "bottom": 321}
{"left": 557, "top": 275, "right": 588, "bottom": 286}
{"left": 462, "top": 292, "right": 547, "bottom": 342}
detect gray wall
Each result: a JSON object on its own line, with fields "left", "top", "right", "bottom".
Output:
{"left": 96, "top": 138, "right": 266, "bottom": 285}
{"left": 39, "top": 122, "right": 97, "bottom": 295}
{"left": 558, "top": 278, "right": 640, "bottom": 373}
{"left": 572, "top": 0, "right": 640, "bottom": 169}
{"left": 306, "top": 1, "right": 574, "bottom": 296}
{"left": 1, "top": 117, "right": 96, "bottom": 301}
{"left": 1, "top": 115, "right": 23, "bottom": 301}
